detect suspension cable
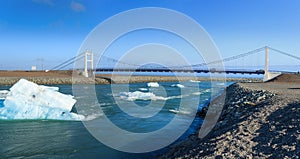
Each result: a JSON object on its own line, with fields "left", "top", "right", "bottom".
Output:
{"left": 49, "top": 53, "right": 85, "bottom": 70}
{"left": 268, "top": 47, "right": 300, "bottom": 61}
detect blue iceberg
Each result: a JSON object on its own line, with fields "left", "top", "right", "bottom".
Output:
{"left": 0, "top": 79, "right": 84, "bottom": 120}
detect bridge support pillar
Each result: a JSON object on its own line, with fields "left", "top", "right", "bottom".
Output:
{"left": 84, "top": 51, "right": 93, "bottom": 78}
{"left": 263, "top": 46, "right": 269, "bottom": 81}
{"left": 263, "top": 46, "right": 281, "bottom": 82}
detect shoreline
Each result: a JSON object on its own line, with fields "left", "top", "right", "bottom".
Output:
{"left": 0, "top": 70, "right": 263, "bottom": 85}
{"left": 159, "top": 82, "right": 299, "bottom": 158}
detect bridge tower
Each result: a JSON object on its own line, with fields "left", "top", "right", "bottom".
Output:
{"left": 263, "top": 46, "right": 281, "bottom": 82}
{"left": 83, "top": 51, "right": 93, "bottom": 78}
{"left": 264, "top": 46, "right": 269, "bottom": 81}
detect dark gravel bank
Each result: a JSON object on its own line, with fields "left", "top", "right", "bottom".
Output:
{"left": 158, "top": 82, "right": 299, "bottom": 159}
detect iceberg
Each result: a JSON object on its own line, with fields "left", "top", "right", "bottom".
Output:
{"left": 189, "top": 80, "right": 201, "bottom": 83}
{"left": 171, "top": 84, "right": 185, "bottom": 88}
{"left": 0, "top": 79, "right": 84, "bottom": 120}
{"left": 147, "top": 82, "right": 159, "bottom": 87}
{"left": 119, "top": 91, "right": 168, "bottom": 101}
{"left": 138, "top": 88, "right": 148, "bottom": 91}
{"left": 169, "top": 108, "right": 192, "bottom": 115}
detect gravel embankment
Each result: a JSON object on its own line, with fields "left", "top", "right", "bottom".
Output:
{"left": 0, "top": 73, "right": 262, "bottom": 85}
{"left": 159, "top": 82, "right": 299, "bottom": 159}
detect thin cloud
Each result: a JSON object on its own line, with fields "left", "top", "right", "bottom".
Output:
{"left": 32, "top": 0, "right": 54, "bottom": 6}
{"left": 70, "top": 1, "right": 86, "bottom": 12}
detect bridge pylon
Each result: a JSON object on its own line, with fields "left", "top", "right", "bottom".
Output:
{"left": 83, "top": 51, "right": 93, "bottom": 78}
{"left": 263, "top": 46, "right": 281, "bottom": 82}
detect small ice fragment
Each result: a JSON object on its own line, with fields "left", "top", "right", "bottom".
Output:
{"left": 171, "top": 84, "right": 184, "bottom": 88}
{"left": 119, "top": 91, "right": 168, "bottom": 101}
{"left": 147, "top": 82, "right": 159, "bottom": 87}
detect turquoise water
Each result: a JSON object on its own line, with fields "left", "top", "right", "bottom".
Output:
{"left": 0, "top": 81, "right": 230, "bottom": 158}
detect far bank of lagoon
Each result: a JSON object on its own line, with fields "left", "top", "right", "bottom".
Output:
{"left": 0, "top": 75, "right": 262, "bottom": 85}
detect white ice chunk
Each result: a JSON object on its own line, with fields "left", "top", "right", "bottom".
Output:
{"left": 169, "top": 108, "right": 192, "bottom": 115}
{"left": 189, "top": 80, "right": 201, "bottom": 83}
{"left": 147, "top": 82, "right": 159, "bottom": 87}
{"left": 0, "top": 79, "right": 83, "bottom": 120}
{"left": 138, "top": 88, "right": 148, "bottom": 91}
{"left": 171, "top": 84, "right": 185, "bottom": 88}
{"left": 40, "top": 85, "right": 59, "bottom": 91}
{"left": 119, "top": 91, "right": 168, "bottom": 101}
{"left": 7, "top": 79, "right": 75, "bottom": 112}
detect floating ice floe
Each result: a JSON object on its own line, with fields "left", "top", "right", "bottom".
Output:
{"left": 192, "top": 92, "right": 202, "bottom": 95}
{"left": 189, "top": 80, "right": 201, "bottom": 83}
{"left": 171, "top": 84, "right": 185, "bottom": 88}
{"left": 147, "top": 82, "right": 159, "bottom": 87}
{"left": 0, "top": 79, "right": 84, "bottom": 120}
{"left": 120, "top": 91, "right": 168, "bottom": 101}
{"left": 169, "top": 108, "right": 193, "bottom": 115}
{"left": 139, "top": 88, "right": 148, "bottom": 91}
{"left": 119, "top": 91, "right": 184, "bottom": 101}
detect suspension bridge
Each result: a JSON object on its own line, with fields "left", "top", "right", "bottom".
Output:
{"left": 48, "top": 46, "right": 300, "bottom": 82}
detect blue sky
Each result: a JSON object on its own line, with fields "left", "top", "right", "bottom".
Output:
{"left": 0, "top": 0, "right": 299, "bottom": 70}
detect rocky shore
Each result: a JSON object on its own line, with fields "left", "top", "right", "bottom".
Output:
{"left": 159, "top": 82, "right": 299, "bottom": 158}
